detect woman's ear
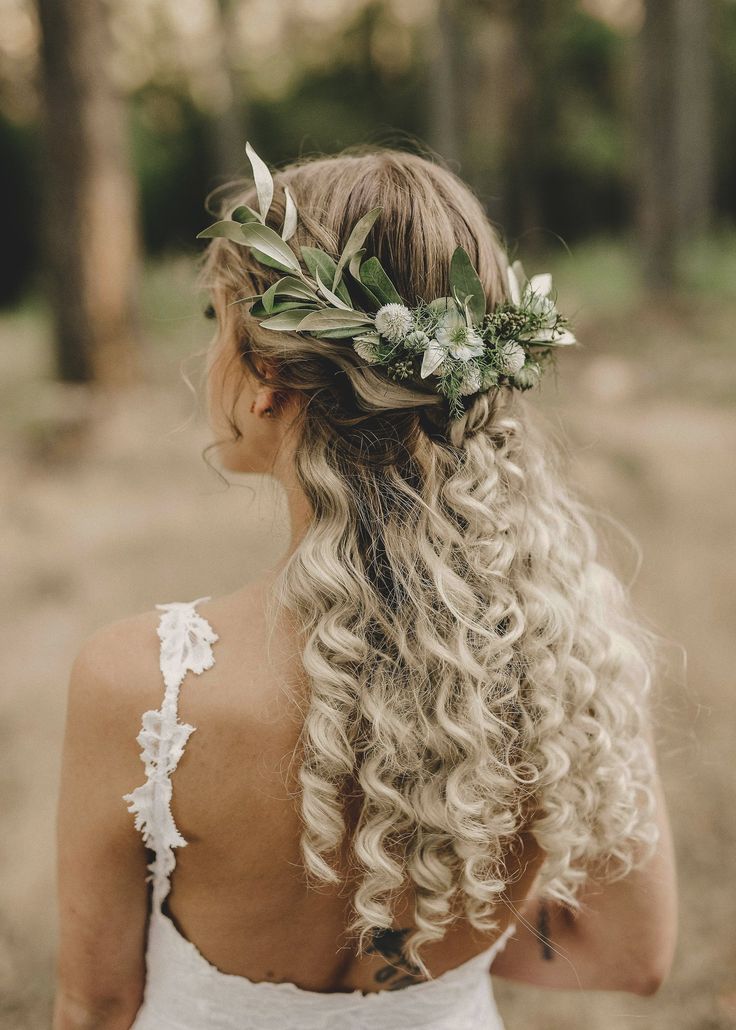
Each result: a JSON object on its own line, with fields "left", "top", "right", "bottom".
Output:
{"left": 250, "top": 385, "right": 273, "bottom": 418}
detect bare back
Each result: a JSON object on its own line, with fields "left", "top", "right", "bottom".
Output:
{"left": 129, "top": 582, "right": 543, "bottom": 995}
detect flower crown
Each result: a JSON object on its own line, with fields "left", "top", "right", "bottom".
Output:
{"left": 198, "top": 143, "right": 577, "bottom": 422}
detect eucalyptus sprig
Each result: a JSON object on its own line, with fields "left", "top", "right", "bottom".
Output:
{"left": 197, "top": 142, "right": 578, "bottom": 422}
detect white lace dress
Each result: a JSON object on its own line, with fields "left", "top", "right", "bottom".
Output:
{"left": 123, "top": 598, "right": 514, "bottom": 1030}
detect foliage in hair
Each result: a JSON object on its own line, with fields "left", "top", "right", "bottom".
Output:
{"left": 198, "top": 142, "right": 578, "bottom": 422}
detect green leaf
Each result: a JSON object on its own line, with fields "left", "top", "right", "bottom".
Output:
{"left": 300, "top": 247, "right": 352, "bottom": 306}
{"left": 251, "top": 250, "right": 295, "bottom": 272}
{"left": 231, "top": 205, "right": 261, "bottom": 224}
{"left": 227, "top": 293, "right": 261, "bottom": 308}
{"left": 239, "top": 223, "right": 302, "bottom": 274}
{"left": 260, "top": 308, "right": 316, "bottom": 331}
{"left": 262, "top": 276, "right": 319, "bottom": 313}
{"left": 196, "top": 220, "right": 248, "bottom": 243}
{"left": 314, "top": 326, "right": 370, "bottom": 339}
{"left": 428, "top": 296, "right": 458, "bottom": 316}
{"left": 297, "top": 309, "right": 373, "bottom": 332}
{"left": 251, "top": 298, "right": 315, "bottom": 318}
{"left": 282, "top": 186, "right": 297, "bottom": 241}
{"left": 356, "top": 285, "right": 382, "bottom": 310}
{"left": 333, "top": 207, "right": 381, "bottom": 287}
{"left": 449, "top": 247, "right": 486, "bottom": 325}
{"left": 245, "top": 141, "right": 274, "bottom": 222}
{"left": 348, "top": 248, "right": 366, "bottom": 281}
{"left": 315, "top": 268, "right": 353, "bottom": 310}
{"left": 358, "top": 256, "right": 402, "bottom": 306}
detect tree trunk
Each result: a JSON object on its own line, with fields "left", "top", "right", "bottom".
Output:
{"left": 35, "top": 0, "right": 140, "bottom": 385}
{"left": 634, "top": 0, "right": 678, "bottom": 293}
{"left": 207, "top": 0, "right": 248, "bottom": 180}
{"left": 502, "top": 0, "right": 547, "bottom": 253}
{"left": 426, "top": 0, "right": 463, "bottom": 167}
{"left": 673, "top": 0, "right": 714, "bottom": 241}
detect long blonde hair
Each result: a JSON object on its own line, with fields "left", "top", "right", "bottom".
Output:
{"left": 199, "top": 147, "right": 658, "bottom": 975}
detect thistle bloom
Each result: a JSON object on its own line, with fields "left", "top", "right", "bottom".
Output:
{"left": 353, "top": 333, "right": 381, "bottom": 362}
{"left": 513, "top": 364, "right": 541, "bottom": 390}
{"left": 496, "top": 341, "right": 526, "bottom": 376}
{"left": 404, "top": 329, "right": 431, "bottom": 353}
{"left": 458, "top": 362, "right": 483, "bottom": 396}
{"left": 375, "top": 303, "right": 414, "bottom": 343}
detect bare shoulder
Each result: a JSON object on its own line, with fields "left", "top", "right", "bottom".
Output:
{"left": 60, "top": 608, "right": 173, "bottom": 856}
{"left": 68, "top": 608, "right": 164, "bottom": 723}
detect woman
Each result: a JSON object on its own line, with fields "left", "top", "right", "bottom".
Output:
{"left": 53, "top": 144, "right": 677, "bottom": 1029}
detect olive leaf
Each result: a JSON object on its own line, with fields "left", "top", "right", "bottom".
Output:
{"left": 196, "top": 220, "right": 248, "bottom": 243}
{"left": 358, "top": 256, "right": 402, "bottom": 306}
{"left": 348, "top": 249, "right": 366, "bottom": 281}
{"left": 313, "top": 326, "right": 372, "bottom": 339}
{"left": 449, "top": 247, "right": 486, "bottom": 326}
{"left": 245, "top": 141, "right": 274, "bottom": 222}
{"left": 300, "top": 247, "right": 352, "bottom": 306}
{"left": 239, "top": 223, "right": 302, "bottom": 274}
{"left": 348, "top": 250, "right": 382, "bottom": 308}
{"left": 231, "top": 205, "right": 261, "bottom": 224}
{"left": 282, "top": 186, "right": 297, "bottom": 241}
{"left": 333, "top": 207, "right": 381, "bottom": 287}
{"left": 315, "top": 268, "right": 353, "bottom": 310}
{"left": 260, "top": 308, "right": 317, "bottom": 330}
{"left": 262, "top": 276, "right": 319, "bottom": 313}
{"left": 250, "top": 298, "right": 312, "bottom": 318}
{"left": 296, "top": 309, "right": 373, "bottom": 332}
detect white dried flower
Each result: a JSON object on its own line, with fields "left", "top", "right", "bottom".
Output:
{"left": 434, "top": 308, "right": 485, "bottom": 362}
{"left": 513, "top": 364, "right": 541, "bottom": 390}
{"left": 375, "top": 303, "right": 414, "bottom": 343}
{"left": 458, "top": 362, "right": 483, "bottom": 395}
{"left": 420, "top": 337, "right": 448, "bottom": 378}
{"left": 404, "top": 329, "right": 430, "bottom": 353}
{"left": 496, "top": 341, "right": 526, "bottom": 376}
{"left": 352, "top": 333, "right": 381, "bottom": 362}
{"left": 509, "top": 261, "right": 577, "bottom": 347}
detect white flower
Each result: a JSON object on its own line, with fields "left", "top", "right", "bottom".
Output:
{"left": 518, "top": 324, "right": 577, "bottom": 346}
{"left": 458, "top": 362, "right": 483, "bottom": 395}
{"left": 352, "top": 332, "right": 380, "bottom": 362}
{"left": 420, "top": 305, "right": 485, "bottom": 380}
{"left": 434, "top": 306, "right": 485, "bottom": 361}
{"left": 513, "top": 364, "right": 541, "bottom": 390}
{"left": 506, "top": 260, "right": 525, "bottom": 306}
{"left": 508, "top": 259, "right": 576, "bottom": 347}
{"left": 420, "top": 337, "right": 448, "bottom": 378}
{"left": 496, "top": 341, "right": 526, "bottom": 376}
{"left": 375, "top": 303, "right": 414, "bottom": 343}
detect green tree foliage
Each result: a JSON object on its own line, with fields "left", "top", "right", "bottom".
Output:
{"left": 1, "top": 0, "right": 734, "bottom": 305}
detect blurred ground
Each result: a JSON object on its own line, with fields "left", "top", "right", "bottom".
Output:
{"left": 1, "top": 236, "right": 735, "bottom": 1029}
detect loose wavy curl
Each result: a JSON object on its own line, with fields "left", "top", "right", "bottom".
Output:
{"left": 198, "top": 146, "right": 659, "bottom": 977}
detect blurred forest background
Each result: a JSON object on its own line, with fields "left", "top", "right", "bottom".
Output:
{"left": 1, "top": 0, "right": 735, "bottom": 1028}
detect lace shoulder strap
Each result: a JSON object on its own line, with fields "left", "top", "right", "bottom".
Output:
{"left": 122, "top": 597, "right": 218, "bottom": 911}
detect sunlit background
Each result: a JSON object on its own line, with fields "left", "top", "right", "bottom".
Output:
{"left": 1, "top": 1, "right": 735, "bottom": 1027}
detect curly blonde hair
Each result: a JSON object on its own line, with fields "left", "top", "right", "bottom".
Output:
{"left": 198, "top": 147, "right": 659, "bottom": 976}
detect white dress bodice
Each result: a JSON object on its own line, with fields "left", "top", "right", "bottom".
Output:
{"left": 123, "top": 598, "right": 514, "bottom": 1029}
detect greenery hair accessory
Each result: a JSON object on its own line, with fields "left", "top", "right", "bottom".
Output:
{"left": 198, "top": 143, "right": 578, "bottom": 422}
